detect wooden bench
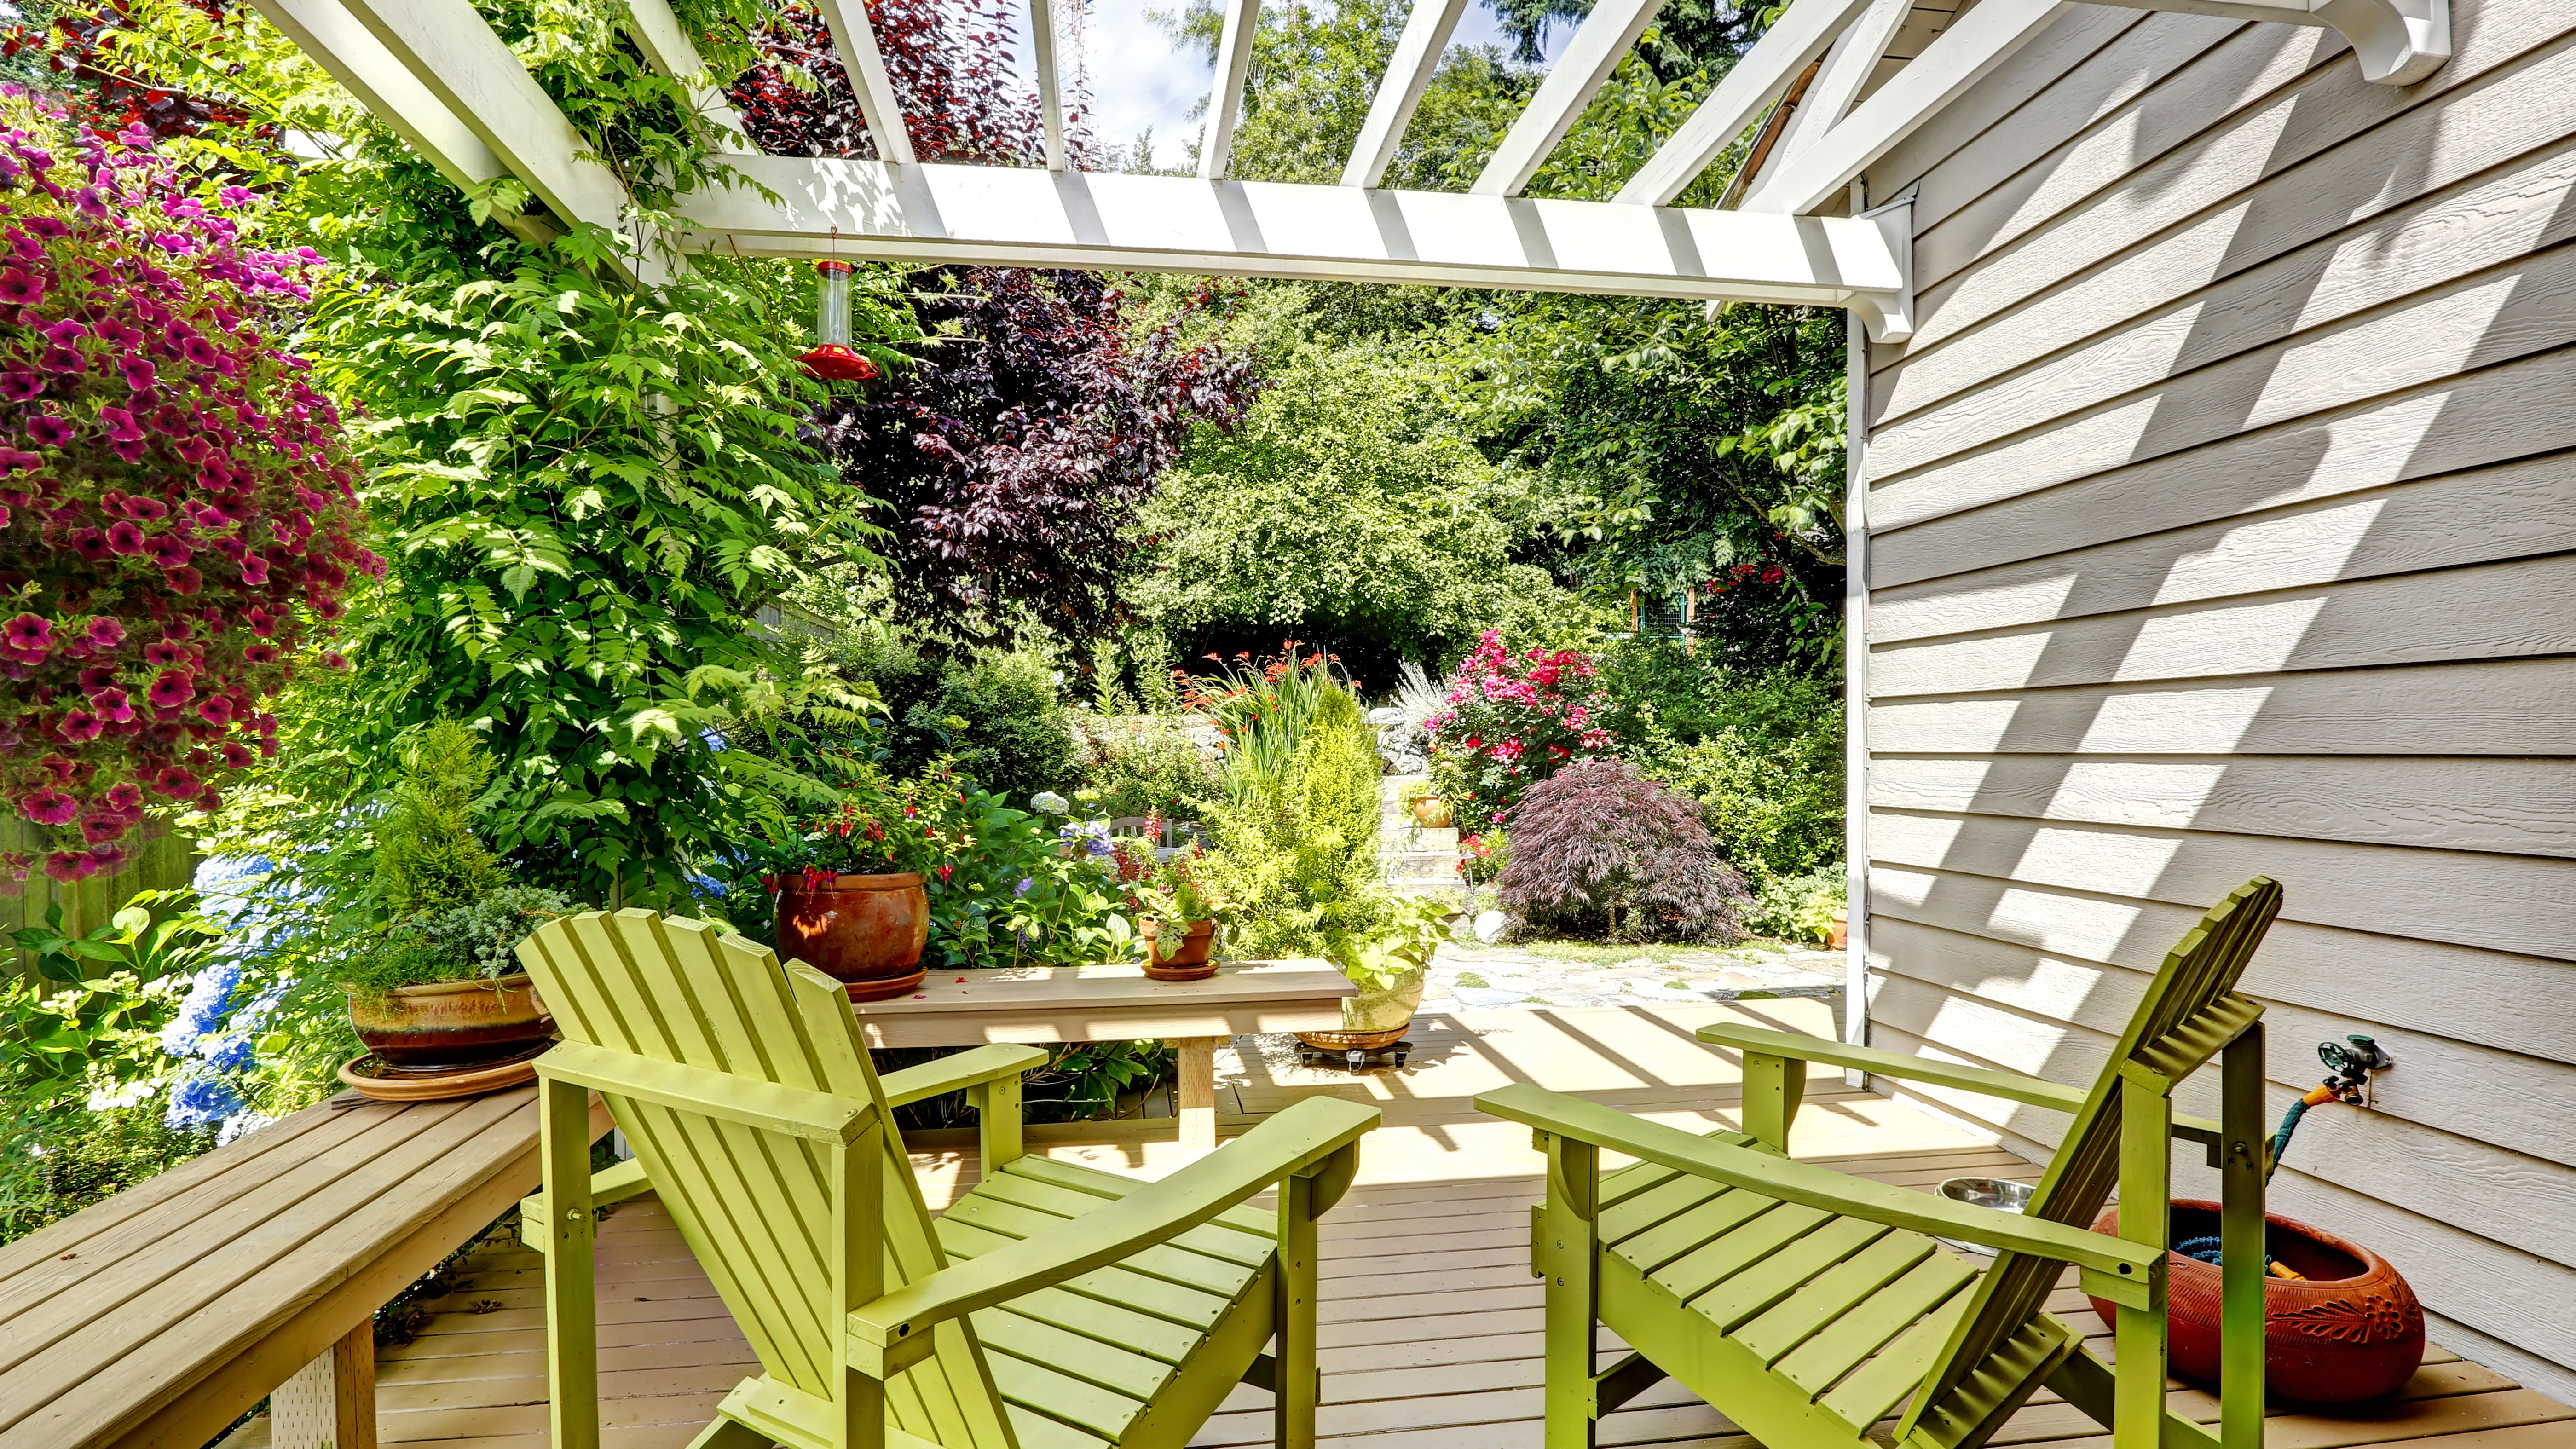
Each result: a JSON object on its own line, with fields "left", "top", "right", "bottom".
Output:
{"left": 849, "top": 960, "right": 1356, "bottom": 1149}
{"left": 0, "top": 1084, "right": 607, "bottom": 1449}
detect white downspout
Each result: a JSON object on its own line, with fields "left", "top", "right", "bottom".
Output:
{"left": 1842, "top": 180, "right": 1873, "bottom": 1086}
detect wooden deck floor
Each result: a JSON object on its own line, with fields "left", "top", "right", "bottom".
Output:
{"left": 225, "top": 1001, "right": 2575, "bottom": 1449}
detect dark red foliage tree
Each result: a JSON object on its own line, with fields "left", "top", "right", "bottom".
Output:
{"left": 726, "top": 0, "right": 1061, "bottom": 165}
{"left": 728, "top": 0, "right": 1251, "bottom": 650}
{"left": 810, "top": 268, "right": 1258, "bottom": 648}
{"left": 1496, "top": 759, "right": 1750, "bottom": 944}
{"left": 2, "top": 0, "right": 273, "bottom": 146}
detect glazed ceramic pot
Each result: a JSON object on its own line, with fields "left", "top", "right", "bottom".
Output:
{"left": 1140, "top": 918, "right": 1218, "bottom": 981}
{"left": 2088, "top": 1200, "right": 2425, "bottom": 1404}
{"left": 1410, "top": 796, "right": 1453, "bottom": 828}
{"left": 776, "top": 872, "right": 930, "bottom": 1001}
{"left": 1295, "top": 964, "right": 1426, "bottom": 1053}
{"left": 348, "top": 974, "right": 554, "bottom": 1070}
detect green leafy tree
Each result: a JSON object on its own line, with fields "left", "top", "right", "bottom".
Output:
{"left": 1135, "top": 290, "right": 1592, "bottom": 669}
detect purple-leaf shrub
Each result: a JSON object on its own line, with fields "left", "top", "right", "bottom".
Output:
{"left": 1495, "top": 758, "right": 1750, "bottom": 944}
{"left": 0, "top": 94, "right": 372, "bottom": 884}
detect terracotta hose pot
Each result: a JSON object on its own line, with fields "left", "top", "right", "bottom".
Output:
{"left": 348, "top": 974, "right": 554, "bottom": 1071}
{"left": 2088, "top": 1200, "right": 2425, "bottom": 1404}
{"left": 1139, "top": 918, "right": 1218, "bottom": 981}
{"left": 776, "top": 872, "right": 930, "bottom": 1001}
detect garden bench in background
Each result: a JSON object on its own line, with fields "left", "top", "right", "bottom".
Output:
{"left": 0, "top": 1084, "right": 607, "bottom": 1449}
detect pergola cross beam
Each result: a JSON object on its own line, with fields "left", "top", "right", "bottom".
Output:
{"left": 266, "top": 0, "right": 2449, "bottom": 338}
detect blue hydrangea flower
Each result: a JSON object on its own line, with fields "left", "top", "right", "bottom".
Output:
{"left": 165, "top": 1073, "right": 246, "bottom": 1130}
{"left": 161, "top": 959, "right": 242, "bottom": 1056}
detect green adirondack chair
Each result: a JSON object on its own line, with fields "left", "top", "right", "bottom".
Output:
{"left": 1476, "top": 877, "right": 2284, "bottom": 1449}
{"left": 512, "top": 908, "right": 1380, "bottom": 1449}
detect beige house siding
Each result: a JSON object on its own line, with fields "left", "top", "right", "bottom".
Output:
{"left": 1854, "top": 0, "right": 2576, "bottom": 1400}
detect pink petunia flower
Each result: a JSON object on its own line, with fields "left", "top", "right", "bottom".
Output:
{"left": 103, "top": 782, "right": 142, "bottom": 811}
{"left": 17, "top": 788, "right": 76, "bottom": 826}
{"left": 25, "top": 413, "right": 73, "bottom": 447}
{"left": 90, "top": 687, "right": 132, "bottom": 723}
{"left": 55, "top": 710, "right": 99, "bottom": 742}
{"left": 163, "top": 565, "right": 201, "bottom": 595}
{"left": 81, "top": 616, "right": 122, "bottom": 650}
{"left": 1, "top": 613, "right": 49, "bottom": 656}
{"left": 0, "top": 267, "right": 41, "bottom": 307}
{"left": 145, "top": 670, "right": 193, "bottom": 709}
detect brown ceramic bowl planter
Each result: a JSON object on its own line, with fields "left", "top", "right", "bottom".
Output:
{"left": 347, "top": 974, "right": 555, "bottom": 1070}
{"left": 776, "top": 872, "right": 930, "bottom": 1001}
{"left": 1410, "top": 796, "right": 1453, "bottom": 828}
{"left": 1140, "top": 918, "right": 1219, "bottom": 981}
{"left": 2088, "top": 1199, "right": 2425, "bottom": 1404}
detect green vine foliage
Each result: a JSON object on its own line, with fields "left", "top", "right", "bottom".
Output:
{"left": 310, "top": 246, "right": 878, "bottom": 902}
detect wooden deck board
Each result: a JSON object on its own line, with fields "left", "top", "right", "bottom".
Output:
{"left": 217, "top": 1004, "right": 2574, "bottom": 1449}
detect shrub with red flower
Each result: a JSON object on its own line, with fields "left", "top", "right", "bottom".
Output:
{"left": 1422, "top": 630, "right": 1618, "bottom": 831}
{"left": 0, "top": 93, "right": 371, "bottom": 883}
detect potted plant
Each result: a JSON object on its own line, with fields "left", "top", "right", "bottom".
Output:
{"left": 1112, "top": 834, "right": 1233, "bottom": 982}
{"left": 1401, "top": 779, "right": 1452, "bottom": 829}
{"left": 1296, "top": 897, "right": 1450, "bottom": 1053}
{"left": 745, "top": 759, "right": 937, "bottom": 1001}
{"left": 333, "top": 723, "right": 570, "bottom": 1080}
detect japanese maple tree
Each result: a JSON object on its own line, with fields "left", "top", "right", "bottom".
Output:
{"left": 728, "top": 2, "right": 1256, "bottom": 649}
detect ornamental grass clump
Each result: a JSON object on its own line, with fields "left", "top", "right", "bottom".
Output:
{"left": 1496, "top": 758, "right": 1750, "bottom": 944}
{"left": 0, "top": 94, "right": 372, "bottom": 883}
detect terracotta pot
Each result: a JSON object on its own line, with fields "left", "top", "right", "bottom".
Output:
{"left": 1296, "top": 964, "right": 1427, "bottom": 1053}
{"left": 776, "top": 872, "right": 929, "bottom": 1002}
{"left": 2088, "top": 1200, "right": 2424, "bottom": 1404}
{"left": 1826, "top": 913, "right": 1848, "bottom": 951}
{"left": 348, "top": 973, "right": 554, "bottom": 1071}
{"left": 1140, "top": 918, "right": 1218, "bottom": 981}
{"left": 1410, "top": 796, "right": 1453, "bottom": 828}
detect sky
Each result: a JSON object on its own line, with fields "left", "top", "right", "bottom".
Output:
{"left": 999, "top": 0, "right": 1575, "bottom": 171}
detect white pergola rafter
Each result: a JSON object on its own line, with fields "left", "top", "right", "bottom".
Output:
{"left": 266, "top": 0, "right": 2451, "bottom": 341}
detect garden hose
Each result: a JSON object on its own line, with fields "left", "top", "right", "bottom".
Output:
{"left": 2172, "top": 1234, "right": 2306, "bottom": 1279}
{"left": 2264, "top": 1084, "right": 2343, "bottom": 1184}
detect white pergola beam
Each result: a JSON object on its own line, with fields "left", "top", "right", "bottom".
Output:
{"left": 1199, "top": 0, "right": 1263, "bottom": 179}
{"left": 679, "top": 155, "right": 1914, "bottom": 337}
{"left": 811, "top": 0, "right": 916, "bottom": 164}
{"left": 331, "top": 0, "right": 640, "bottom": 240}
{"left": 1739, "top": 0, "right": 2070, "bottom": 216}
{"left": 1613, "top": 0, "right": 1873, "bottom": 207}
{"left": 1471, "top": 0, "right": 1664, "bottom": 196}
{"left": 1030, "top": 0, "right": 1067, "bottom": 169}
{"left": 2084, "top": 0, "right": 2446, "bottom": 84}
{"left": 1341, "top": 0, "right": 1470, "bottom": 188}
{"left": 249, "top": 0, "right": 502, "bottom": 195}
{"left": 619, "top": 0, "right": 752, "bottom": 146}
{"left": 1753, "top": 0, "right": 1912, "bottom": 185}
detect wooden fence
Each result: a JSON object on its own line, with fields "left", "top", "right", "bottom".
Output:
{"left": 0, "top": 818, "right": 200, "bottom": 981}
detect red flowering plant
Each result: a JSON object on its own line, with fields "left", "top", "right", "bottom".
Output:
{"left": 0, "top": 94, "right": 372, "bottom": 883}
{"left": 739, "top": 755, "right": 937, "bottom": 893}
{"left": 1107, "top": 826, "right": 1233, "bottom": 961}
{"left": 1422, "top": 630, "right": 1618, "bottom": 834}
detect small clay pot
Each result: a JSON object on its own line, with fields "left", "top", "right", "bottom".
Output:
{"left": 2089, "top": 1200, "right": 2425, "bottom": 1404}
{"left": 1410, "top": 796, "right": 1453, "bottom": 828}
{"left": 1826, "top": 913, "right": 1849, "bottom": 951}
{"left": 1140, "top": 918, "right": 1218, "bottom": 981}
{"left": 348, "top": 974, "right": 554, "bottom": 1070}
{"left": 776, "top": 872, "right": 930, "bottom": 1002}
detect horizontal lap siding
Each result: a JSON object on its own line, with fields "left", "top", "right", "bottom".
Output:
{"left": 1858, "top": 0, "right": 2576, "bottom": 1400}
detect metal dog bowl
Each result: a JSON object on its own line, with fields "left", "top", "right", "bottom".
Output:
{"left": 1935, "top": 1176, "right": 2035, "bottom": 1256}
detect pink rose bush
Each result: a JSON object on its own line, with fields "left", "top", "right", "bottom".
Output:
{"left": 1422, "top": 630, "right": 1618, "bottom": 831}
{"left": 0, "top": 94, "right": 374, "bottom": 883}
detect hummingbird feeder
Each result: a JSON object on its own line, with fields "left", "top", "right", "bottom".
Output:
{"left": 798, "top": 259, "right": 879, "bottom": 383}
